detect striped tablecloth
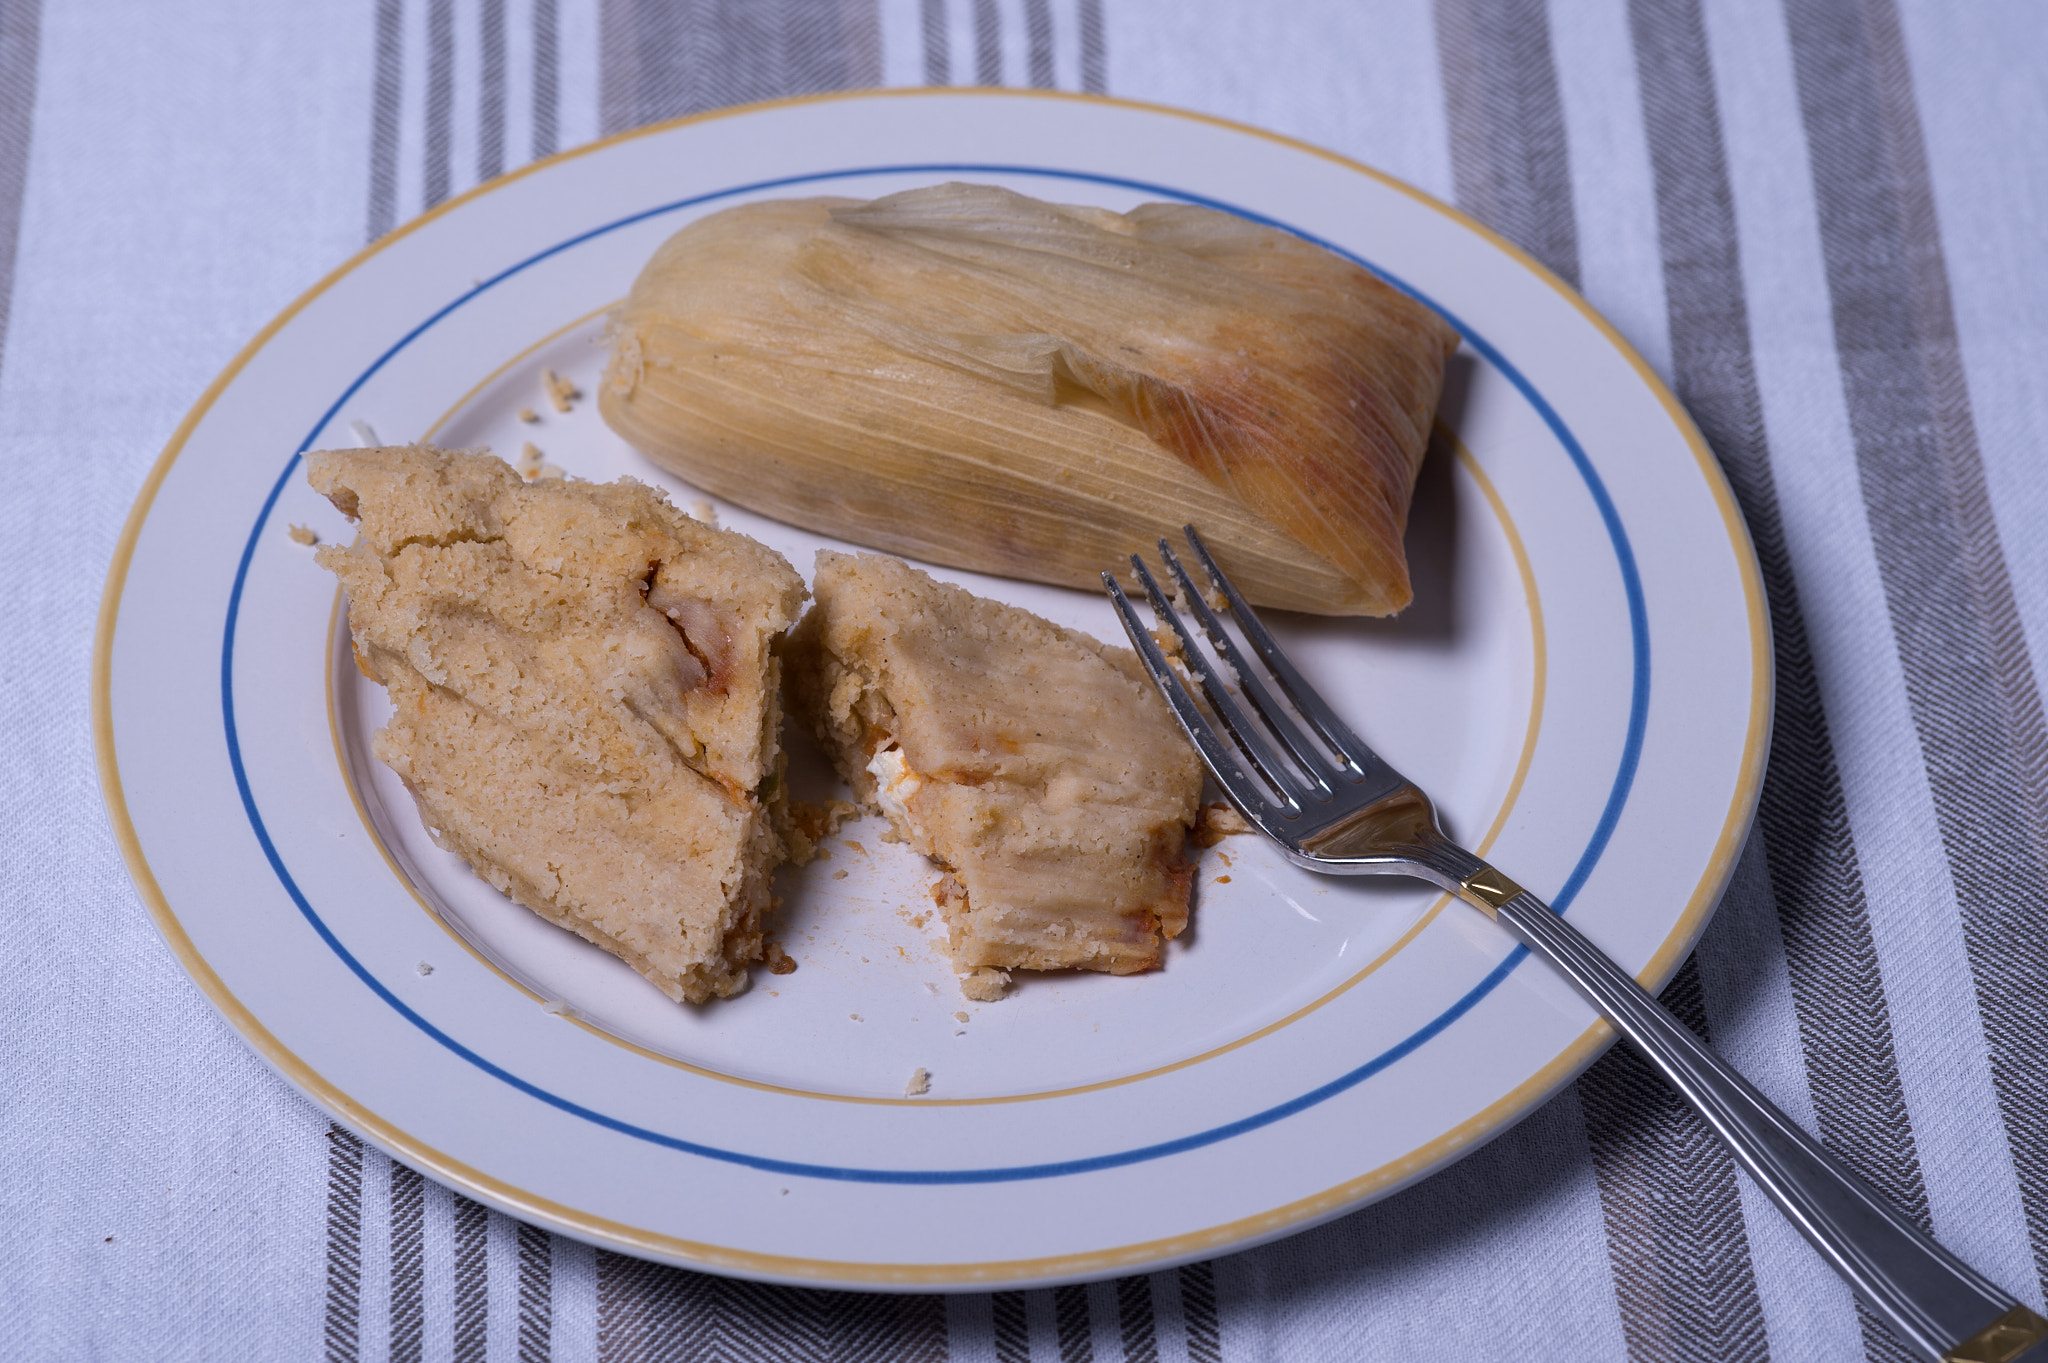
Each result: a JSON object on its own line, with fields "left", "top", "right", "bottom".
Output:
{"left": 6, "top": 1, "right": 2046, "bottom": 1358}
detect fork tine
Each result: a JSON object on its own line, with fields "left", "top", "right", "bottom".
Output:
{"left": 1156, "top": 539, "right": 1339, "bottom": 793}
{"left": 1179, "top": 526, "right": 1385, "bottom": 777}
{"left": 1101, "top": 571, "right": 1287, "bottom": 827}
{"left": 1122, "top": 556, "right": 1306, "bottom": 814}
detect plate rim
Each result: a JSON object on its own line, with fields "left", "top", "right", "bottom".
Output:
{"left": 92, "top": 86, "right": 1773, "bottom": 1287}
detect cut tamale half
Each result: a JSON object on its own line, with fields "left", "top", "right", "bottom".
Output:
{"left": 309, "top": 444, "right": 806, "bottom": 1004}
{"left": 600, "top": 182, "right": 1460, "bottom": 616}
{"left": 786, "top": 551, "right": 1203, "bottom": 993}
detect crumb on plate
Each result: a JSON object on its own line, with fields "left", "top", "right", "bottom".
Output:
{"left": 1192, "top": 801, "right": 1254, "bottom": 848}
{"left": 543, "top": 367, "right": 580, "bottom": 412}
{"left": 960, "top": 967, "right": 1010, "bottom": 1002}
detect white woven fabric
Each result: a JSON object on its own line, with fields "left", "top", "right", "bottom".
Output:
{"left": 4, "top": 1, "right": 2046, "bottom": 1359}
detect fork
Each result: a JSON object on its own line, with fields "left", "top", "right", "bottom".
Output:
{"left": 1104, "top": 527, "right": 2048, "bottom": 1363}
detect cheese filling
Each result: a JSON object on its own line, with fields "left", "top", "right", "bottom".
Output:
{"left": 866, "top": 745, "right": 931, "bottom": 855}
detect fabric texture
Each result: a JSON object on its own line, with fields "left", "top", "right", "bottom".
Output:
{"left": 5, "top": 0, "right": 2047, "bottom": 1358}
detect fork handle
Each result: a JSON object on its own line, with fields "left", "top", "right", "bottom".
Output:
{"left": 1486, "top": 887, "right": 2047, "bottom": 1362}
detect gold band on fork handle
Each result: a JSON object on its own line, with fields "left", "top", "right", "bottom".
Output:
{"left": 1456, "top": 865, "right": 1525, "bottom": 917}
{"left": 1948, "top": 1307, "right": 2048, "bottom": 1363}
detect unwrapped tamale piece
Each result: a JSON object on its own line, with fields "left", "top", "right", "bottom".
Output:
{"left": 309, "top": 444, "right": 806, "bottom": 1003}
{"left": 599, "top": 182, "right": 1460, "bottom": 616}
{"left": 786, "top": 551, "right": 1203, "bottom": 997}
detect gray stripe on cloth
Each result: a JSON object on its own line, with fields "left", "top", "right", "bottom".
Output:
{"left": 1432, "top": 0, "right": 1579, "bottom": 289}
{"left": 532, "top": 0, "right": 560, "bottom": 158}
{"left": 368, "top": 0, "right": 404, "bottom": 240}
{"left": 324, "top": 1125, "right": 364, "bottom": 1363}
{"left": 1078, "top": 0, "right": 1104, "bottom": 94}
{"left": 973, "top": 0, "right": 1000, "bottom": 85}
{"left": 1784, "top": 0, "right": 2048, "bottom": 1301}
{"left": 992, "top": 1290, "right": 1029, "bottom": 1363}
{"left": 1179, "top": 1262, "right": 1220, "bottom": 1363}
{"left": 594, "top": 1251, "right": 947, "bottom": 1361}
{"left": 1054, "top": 1283, "right": 1093, "bottom": 1361}
{"left": 391, "top": 1163, "right": 427, "bottom": 1363}
{"left": 1634, "top": 0, "right": 1936, "bottom": 1357}
{"left": 454, "top": 1196, "right": 489, "bottom": 1362}
{"left": 1024, "top": 0, "right": 1054, "bottom": 88}
{"left": 480, "top": 0, "right": 507, "bottom": 181}
{"left": 1117, "top": 1277, "right": 1159, "bottom": 1363}
{"left": 598, "top": 0, "right": 883, "bottom": 136}
{"left": 1436, "top": 1, "right": 1772, "bottom": 1355}
{"left": 1576, "top": 959, "right": 1771, "bottom": 1362}
{"left": 921, "top": 0, "right": 948, "bottom": 84}
{"left": 424, "top": 0, "right": 456, "bottom": 208}
{"left": 0, "top": 0, "right": 41, "bottom": 383}
{"left": 518, "top": 1222, "right": 552, "bottom": 1363}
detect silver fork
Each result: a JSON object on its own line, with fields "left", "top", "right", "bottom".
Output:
{"left": 1105, "top": 527, "right": 2047, "bottom": 1363}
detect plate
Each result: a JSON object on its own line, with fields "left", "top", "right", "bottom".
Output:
{"left": 94, "top": 90, "right": 1767, "bottom": 1289}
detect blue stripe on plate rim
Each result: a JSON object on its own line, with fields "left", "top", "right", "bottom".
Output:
{"left": 216, "top": 163, "right": 1649, "bottom": 1185}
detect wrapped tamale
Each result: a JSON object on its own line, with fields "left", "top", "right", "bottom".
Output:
{"left": 599, "top": 183, "right": 1460, "bottom": 616}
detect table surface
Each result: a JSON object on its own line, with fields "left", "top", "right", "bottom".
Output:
{"left": 7, "top": 1, "right": 2048, "bottom": 1359}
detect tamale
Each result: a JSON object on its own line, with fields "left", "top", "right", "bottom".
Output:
{"left": 309, "top": 444, "right": 806, "bottom": 1003}
{"left": 786, "top": 551, "right": 1203, "bottom": 994}
{"left": 600, "top": 182, "right": 1460, "bottom": 616}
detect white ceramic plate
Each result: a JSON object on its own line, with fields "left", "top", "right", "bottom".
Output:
{"left": 95, "top": 90, "right": 1767, "bottom": 1290}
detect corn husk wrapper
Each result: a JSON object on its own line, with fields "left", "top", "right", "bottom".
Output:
{"left": 599, "top": 183, "right": 1460, "bottom": 615}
